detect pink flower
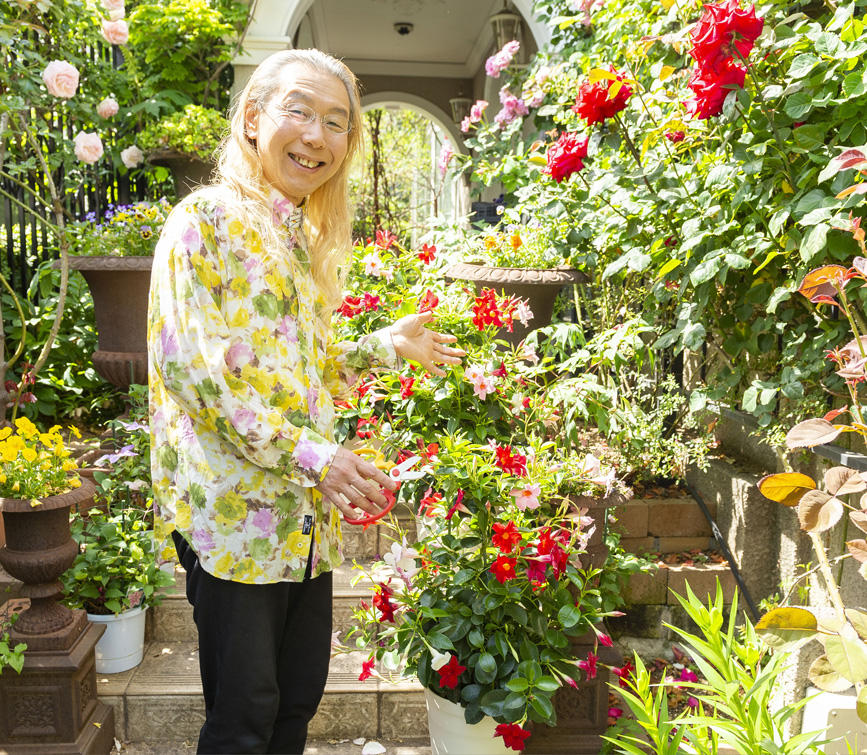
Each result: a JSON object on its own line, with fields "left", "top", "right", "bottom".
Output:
{"left": 494, "top": 88, "right": 529, "bottom": 128}
{"left": 120, "top": 145, "right": 144, "bottom": 168}
{"left": 96, "top": 97, "right": 119, "bottom": 118}
{"left": 470, "top": 99, "right": 488, "bottom": 122}
{"left": 514, "top": 300, "right": 533, "bottom": 326}
{"left": 485, "top": 40, "right": 520, "bottom": 78}
{"left": 510, "top": 483, "right": 541, "bottom": 511}
{"left": 578, "top": 651, "right": 598, "bottom": 679}
{"left": 438, "top": 141, "right": 454, "bottom": 178}
{"left": 73, "top": 132, "right": 104, "bottom": 164}
{"left": 460, "top": 115, "right": 472, "bottom": 133}
{"left": 362, "top": 252, "right": 384, "bottom": 277}
{"left": 42, "top": 60, "right": 79, "bottom": 98}
{"left": 102, "top": 0, "right": 125, "bottom": 19}
{"left": 101, "top": 19, "right": 129, "bottom": 45}
{"left": 465, "top": 365, "right": 496, "bottom": 400}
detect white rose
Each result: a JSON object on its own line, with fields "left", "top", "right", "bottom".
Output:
{"left": 120, "top": 145, "right": 144, "bottom": 168}
{"left": 73, "top": 132, "right": 104, "bottom": 165}
{"left": 42, "top": 60, "right": 80, "bottom": 99}
{"left": 101, "top": 19, "right": 129, "bottom": 45}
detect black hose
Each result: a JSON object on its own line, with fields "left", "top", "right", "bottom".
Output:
{"left": 683, "top": 481, "right": 761, "bottom": 622}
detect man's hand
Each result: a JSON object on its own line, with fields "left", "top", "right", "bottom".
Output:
{"left": 389, "top": 311, "right": 466, "bottom": 377}
{"left": 316, "top": 447, "right": 396, "bottom": 522}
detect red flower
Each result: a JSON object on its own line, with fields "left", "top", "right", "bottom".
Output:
{"left": 492, "top": 361, "right": 508, "bottom": 378}
{"left": 418, "top": 488, "right": 443, "bottom": 517}
{"left": 363, "top": 292, "right": 381, "bottom": 311}
{"left": 418, "top": 289, "right": 440, "bottom": 313}
{"left": 399, "top": 375, "right": 415, "bottom": 399}
{"left": 337, "top": 295, "right": 363, "bottom": 318}
{"left": 607, "top": 706, "right": 624, "bottom": 720}
{"left": 418, "top": 243, "right": 436, "bottom": 264}
{"left": 572, "top": 70, "right": 632, "bottom": 126}
{"left": 445, "top": 489, "right": 465, "bottom": 520}
{"left": 665, "top": 130, "right": 685, "bottom": 142}
{"left": 525, "top": 557, "right": 547, "bottom": 586}
{"left": 689, "top": 0, "right": 764, "bottom": 72}
{"left": 472, "top": 288, "right": 504, "bottom": 330}
{"left": 612, "top": 660, "right": 635, "bottom": 688}
{"left": 684, "top": 59, "right": 746, "bottom": 119}
{"left": 490, "top": 555, "right": 518, "bottom": 583}
{"left": 494, "top": 445, "right": 528, "bottom": 477}
{"left": 494, "top": 723, "right": 531, "bottom": 751}
{"left": 372, "top": 582, "right": 397, "bottom": 623}
{"left": 417, "top": 440, "right": 439, "bottom": 460}
{"left": 436, "top": 654, "right": 466, "bottom": 689}
{"left": 4, "top": 380, "right": 17, "bottom": 393}
{"left": 492, "top": 521, "right": 522, "bottom": 553}
{"left": 375, "top": 229, "right": 398, "bottom": 249}
{"left": 356, "top": 416, "right": 378, "bottom": 439}
{"left": 545, "top": 132, "right": 588, "bottom": 183}
{"left": 19, "top": 392, "right": 36, "bottom": 404}
{"left": 578, "top": 651, "right": 598, "bottom": 680}
{"left": 358, "top": 656, "right": 375, "bottom": 681}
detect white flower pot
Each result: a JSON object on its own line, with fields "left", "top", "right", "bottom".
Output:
{"left": 424, "top": 687, "right": 510, "bottom": 755}
{"left": 87, "top": 605, "right": 147, "bottom": 674}
{"left": 802, "top": 686, "right": 867, "bottom": 754}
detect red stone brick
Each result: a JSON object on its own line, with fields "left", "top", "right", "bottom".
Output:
{"left": 611, "top": 500, "right": 649, "bottom": 539}
{"left": 647, "top": 498, "right": 715, "bottom": 538}
{"left": 665, "top": 564, "right": 737, "bottom": 605}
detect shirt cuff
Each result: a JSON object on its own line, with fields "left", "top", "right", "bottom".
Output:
{"left": 369, "top": 325, "right": 402, "bottom": 370}
{"left": 284, "top": 427, "right": 340, "bottom": 486}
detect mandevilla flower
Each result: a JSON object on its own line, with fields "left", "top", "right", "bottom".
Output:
{"left": 358, "top": 656, "right": 375, "bottom": 681}
{"left": 436, "top": 655, "right": 466, "bottom": 689}
{"left": 545, "top": 132, "right": 588, "bottom": 183}
{"left": 492, "top": 521, "right": 522, "bottom": 553}
{"left": 362, "top": 252, "right": 384, "bottom": 277}
{"left": 490, "top": 554, "right": 518, "bottom": 583}
{"left": 418, "top": 289, "right": 439, "bottom": 313}
{"left": 494, "top": 722, "right": 531, "bottom": 751}
{"left": 578, "top": 650, "right": 598, "bottom": 679}
{"left": 510, "top": 483, "right": 541, "bottom": 511}
{"left": 417, "top": 243, "right": 436, "bottom": 264}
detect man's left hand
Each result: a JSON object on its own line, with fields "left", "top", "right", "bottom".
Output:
{"left": 389, "top": 311, "right": 466, "bottom": 377}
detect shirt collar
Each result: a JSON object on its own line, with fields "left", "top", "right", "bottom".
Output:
{"left": 267, "top": 187, "right": 304, "bottom": 231}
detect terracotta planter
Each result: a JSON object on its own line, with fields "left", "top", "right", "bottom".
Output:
{"left": 147, "top": 147, "right": 214, "bottom": 198}
{"left": 446, "top": 262, "right": 587, "bottom": 346}
{"left": 0, "top": 477, "right": 115, "bottom": 753}
{"left": 63, "top": 256, "right": 153, "bottom": 390}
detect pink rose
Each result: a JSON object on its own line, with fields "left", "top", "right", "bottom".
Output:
{"left": 96, "top": 97, "right": 119, "bottom": 118}
{"left": 73, "top": 132, "right": 104, "bottom": 164}
{"left": 102, "top": 0, "right": 125, "bottom": 19}
{"left": 42, "top": 60, "right": 80, "bottom": 99}
{"left": 120, "top": 145, "right": 144, "bottom": 168}
{"left": 101, "top": 19, "right": 129, "bottom": 45}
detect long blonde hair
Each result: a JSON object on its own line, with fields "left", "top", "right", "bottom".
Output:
{"left": 215, "top": 49, "right": 363, "bottom": 310}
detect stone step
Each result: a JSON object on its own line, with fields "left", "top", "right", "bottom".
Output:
{"left": 112, "top": 739, "right": 431, "bottom": 754}
{"left": 98, "top": 643, "right": 428, "bottom": 744}
{"left": 147, "top": 559, "right": 379, "bottom": 644}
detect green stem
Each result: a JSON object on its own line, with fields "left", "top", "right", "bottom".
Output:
{"left": 0, "top": 272, "right": 27, "bottom": 371}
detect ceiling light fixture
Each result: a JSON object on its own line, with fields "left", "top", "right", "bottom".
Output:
{"left": 394, "top": 22, "right": 414, "bottom": 35}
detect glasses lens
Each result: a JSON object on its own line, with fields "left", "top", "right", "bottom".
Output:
{"left": 324, "top": 116, "right": 351, "bottom": 134}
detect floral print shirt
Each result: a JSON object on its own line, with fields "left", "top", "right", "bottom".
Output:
{"left": 148, "top": 186, "right": 398, "bottom": 584}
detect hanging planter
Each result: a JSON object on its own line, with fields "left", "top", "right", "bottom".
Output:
{"left": 446, "top": 262, "right": 586, "bottom": 346}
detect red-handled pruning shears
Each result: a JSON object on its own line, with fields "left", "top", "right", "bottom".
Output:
{"left": 344, "top": 448, "right": 433, "bottom": 526}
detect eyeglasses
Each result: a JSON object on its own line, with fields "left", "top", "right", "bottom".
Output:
{"left": 270, "top": 101, "right": 352, "bottom": 135}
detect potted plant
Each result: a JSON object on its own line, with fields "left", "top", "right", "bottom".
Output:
{"left": 446, "top": 224, "right": 586, "bottom": 346}
{"left": 61, "top": 397, "right": 172, "bottom": 674}
{"left": 60, "top": 199, "right": 172, "bottom": 389}
{"left": 138, "top": 104, "right": 227, "bottom": 197}
{"left": 346, "top": 436, "right": 626, "bottom": 753}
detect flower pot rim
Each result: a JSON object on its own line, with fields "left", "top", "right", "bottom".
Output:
{"left": 146, "top": 146, "right": 215, "bottom": 166}
{"left": 54, "top": 255, "right": 154, "bottom": 270}
{"left": 86, "top": 604, "right": 146, "bottom": 620}
{"left": 0, "top": 476, "right": 94, "bottom": 513}
{"left": 446, "top": 261, "right": 588, "bottom": 285}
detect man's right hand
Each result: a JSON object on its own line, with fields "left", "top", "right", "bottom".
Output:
{"left": 316, "top": 446, "right": 397, "bottom": 522}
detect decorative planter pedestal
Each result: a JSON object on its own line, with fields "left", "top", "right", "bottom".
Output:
{"left": 424, "top": 688, "right": 510, "bottom": 755}
{"left": 0, "top": 479, "right": 114, "bottom": 754}
{"left": 147, "top": 147, "right": 214, "bottom": 198}
{"left": 445, "top": 263, "right": 587, "bottom": 346}
{"left": 59, "top": 256, "right": 153, "bottom": 391}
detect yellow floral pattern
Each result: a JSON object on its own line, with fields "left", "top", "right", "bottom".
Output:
{"left": 148, "top": 187, "right": 397, "bottom": 583}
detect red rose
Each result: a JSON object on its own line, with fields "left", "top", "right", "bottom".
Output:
{"left": 572, "top": 69, "right": 632, "bottom": 126}
{"left": 494, "top": 723, "right": 531, "bottom": 751}
{"left": 684, "top": 59, "right": 746, "bottom": 119}
{"left": 545, "top": 132, "right": 588, "bottom": 183}
{"left": 665, "top": 130, "right": 685, "bottom": 142}
{"left": 690, "top": 0, "right": 764, "bottom": 72}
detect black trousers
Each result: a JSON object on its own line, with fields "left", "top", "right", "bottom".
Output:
{"left": 172, "top": 531, "right": 333, "bottom": 755}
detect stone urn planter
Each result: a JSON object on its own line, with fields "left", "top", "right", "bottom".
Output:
{"left": 59, "top": 256, "right": 153, "bottom": 391}
{"left": 445, "top": 263, "right": 587, "bottom": 346}
{"left": 147, "top": 147, "right": 214, "bottom": 198}
{"left": 0, "top": 477, "right": 114, "bottom": 753}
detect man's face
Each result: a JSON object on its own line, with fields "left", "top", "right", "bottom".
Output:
{"left": 245, "top": 62, "right": 351, "bottom": 205}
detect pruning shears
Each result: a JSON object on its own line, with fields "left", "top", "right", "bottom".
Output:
{"left": 344, "top": 447, "right": 433, "bottom": 526}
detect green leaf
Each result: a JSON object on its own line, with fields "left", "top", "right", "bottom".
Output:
{"left": 858, "top": 686, "right": 867, "bottom": 724}
{"left": 558, "top": 604, "right": 581, "bottom": 629}
{"left": 825, "top": 635, "right": 867, "bottom": 684}
{"left": 535, "top": 676, "right": 560, "bottom": 692}
{"left": 475, "top": 653, "right": 497, "bottom": 684}
{"left": 756, "top": 606, "right": 818, "bottom": 648}
{"left": 784, "top": 91, "right": 813, "bottom": 119}
{"left": 428, "top": 632, "right": 455, "bottom": 651}
{"left": 800, "top": 223, "right": 829, "bottom": 261}
{"left": 788, "top": 53, "right": 821, "bottom": 79}
{"left": 461, "top": 683, "right": 482, "bottom": 703}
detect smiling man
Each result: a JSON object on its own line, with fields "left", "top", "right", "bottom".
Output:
{"left": 147, "top": 50, "right": 464, "bottom": 754}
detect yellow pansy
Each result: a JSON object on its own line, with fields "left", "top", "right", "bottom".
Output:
{"left": 0, "top": 427, "right": 11, "bottom": 440}
{"left": 2, "top": 446, "right": 18, "bottom": 462}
